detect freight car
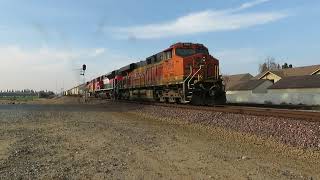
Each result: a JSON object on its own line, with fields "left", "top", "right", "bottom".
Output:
{"left": 93, "top": 71, "right": 122, "bottom": 99}
{"left": 69, "top": 43, "right": 226, "bottom": 105}
{"left": 65, "top": 84, "right": 86, "bottom": 96}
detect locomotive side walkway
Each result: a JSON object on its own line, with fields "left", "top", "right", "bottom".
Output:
{"left": 0, "top": 98, "right": 319, "bottom": 179}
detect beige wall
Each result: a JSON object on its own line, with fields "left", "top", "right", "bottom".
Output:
{"left": 261, "top": 72, "right": 281, "bottom": 82}
{"left": 227, "top": 88, "right": 320, "bottom": 105}
{"left": 252, "top": 81, "right": 273, "bottom": 93}
{"left": 269, "top": 88, "right": 320, "bottom": 93}
{"left": 227, "top": 91, "right": 269, "bottom": 104}
{"left": 227, "top": 90, "right": 256, "bottom": 103}
{"left": 226, "top": 81, "right": 273, "bottom": 103}
{"left": 267, "top": 88, "right": 320, "bottom": 105}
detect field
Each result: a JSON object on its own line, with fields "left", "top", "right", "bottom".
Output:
{"left": 0, "top": 96, "right": 38, "bottom": 103}
{"left": 0, "top": 97, "right": 319, "bottom": 179}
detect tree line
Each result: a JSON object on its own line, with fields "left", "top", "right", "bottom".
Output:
{"left": 0, "top": 89, "right": 55, "bottom": 98}
{"left": 259, "top": 57, "right": 293, "bottom": 73}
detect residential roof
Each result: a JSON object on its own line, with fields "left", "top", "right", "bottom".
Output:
{"left": 228, "top": 79, "right": 270, "bottom": 91}
{"left": 256, "top": 64, "right": 320, "bottom": 79}
{"left": 268, "top": 74, "right": 320, "bottom": 89}
{"left": 223, "top": 73, "right": 254, "bottom": 91}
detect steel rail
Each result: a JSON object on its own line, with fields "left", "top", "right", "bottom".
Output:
{"left": 111, "top": 100, "right": 320, "bottom": 122}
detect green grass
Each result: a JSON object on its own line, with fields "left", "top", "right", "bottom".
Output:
{"left": 0, "top": 96, "right": 39, "bottom": 101}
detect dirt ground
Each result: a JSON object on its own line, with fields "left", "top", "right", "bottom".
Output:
{"left": 0, "top": 98, "right": 320, "bottom": 179}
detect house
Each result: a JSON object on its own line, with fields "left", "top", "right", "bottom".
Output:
{"left": 256, "top": 64, "right": 320, "bottom": 83}
{"left": 222, "top": 73, "right": 253, "bottom": 91}
{"left": 226, "top": 79, "right": 273, "bottom": 104}
{"left": 224, "top": 64, "right": 320, "bottom": 105}
{"left": 267, "top": 74, "right": 320, "bottom": 105}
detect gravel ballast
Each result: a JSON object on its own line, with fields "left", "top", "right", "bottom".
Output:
{"left": 132, "top": 105, "right": 320, "bottom": 149}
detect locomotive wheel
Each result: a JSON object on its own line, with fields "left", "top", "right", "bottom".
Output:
{"left": 159, "top": 96, "right": 166, "bottom": 103}
{"left": 191, "top": 91, "right": 206, "bottom": 106}
{"left": 206, "top": 91, "right": 226, "bottom": 105}
{"left": 168, "top": 97, "right": 177, "bottom": 103}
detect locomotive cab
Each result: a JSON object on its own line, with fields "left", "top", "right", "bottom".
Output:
{"left": 171, "top": 43, "right": 226, "bottom": 105}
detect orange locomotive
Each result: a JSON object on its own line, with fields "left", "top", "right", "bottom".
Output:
{"left": 97, "top": 42, "right": 226, "bottom": 105}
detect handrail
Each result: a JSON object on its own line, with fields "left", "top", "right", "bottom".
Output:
{"left": 182, "top": 66, "right": 193, "bottom": 101}
{"left": 188, "top": 65, "right": 203, "bottom": 89}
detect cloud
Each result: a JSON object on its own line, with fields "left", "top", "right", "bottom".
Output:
{"left": 91, "top": 48, "right": 106, "bottom": 57}
{"left": 0, "top": 46, "right": 131, "bottom": 91}
{"left": 110, "top": 0, "right": 288, "bottom": 39}
{"left": 0, "top": 46, "right": 76, "bottom": 68}
{"left": 0, "top": 46, "right": 79, "bottom": 91}
{"left": 237, "top": 0, "right": 270, "bottom": 11}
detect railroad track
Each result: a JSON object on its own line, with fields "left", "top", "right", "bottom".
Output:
{"left": 109, "top": 100, "right": 320, "bottom": 122}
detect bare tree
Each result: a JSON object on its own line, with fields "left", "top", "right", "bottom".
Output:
{"left": 222, "top": 74, "right": 230, "bottom": 87}
{"left": 259, "top": 57, "right": 281, "bottom": 73}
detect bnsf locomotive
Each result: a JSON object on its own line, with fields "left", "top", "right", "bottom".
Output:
{"left": 69, "top": 43, "right": 226, "bottom": 105}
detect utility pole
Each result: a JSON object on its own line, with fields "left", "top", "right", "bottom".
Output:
{"left": 62, "top": 80, "right": 64, "bottom": 96}
{"left": 55, "top": 80, "right": 58, "bottom": 95}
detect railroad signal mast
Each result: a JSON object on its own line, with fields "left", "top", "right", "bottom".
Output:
{"left": 80, "top": 64, "right": 87, "bottom": 84}
{"left": 80, "top": 64, "right": 87, "bottom": 101}
{"left": 80, "top": 64, "right": 86, "bottom": 76}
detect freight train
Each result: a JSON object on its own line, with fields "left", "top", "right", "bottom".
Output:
{"left": 66, "top": 43, "right": 226, "bottom": 105}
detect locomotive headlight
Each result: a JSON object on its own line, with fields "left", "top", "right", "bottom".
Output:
{"left": 202, "top": 56, "right": 206, "bottom": 62}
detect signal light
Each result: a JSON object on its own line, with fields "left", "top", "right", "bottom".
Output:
{"left": 82, "top": 64, "right": 87, "bottom": 71}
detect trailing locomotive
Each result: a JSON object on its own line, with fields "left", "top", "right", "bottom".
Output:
{"left": 71, "top": 43, "right": 226, "bottom": 105}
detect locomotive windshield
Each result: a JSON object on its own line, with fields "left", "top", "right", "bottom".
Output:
{"left": 176, "top": 48, "right": 209, "bottom": 57}
{"left": 175, "top": 48, "right": 196, "bottom": 57}
{"left": 196, "top": 48, "right": 209, "bottom": 54}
